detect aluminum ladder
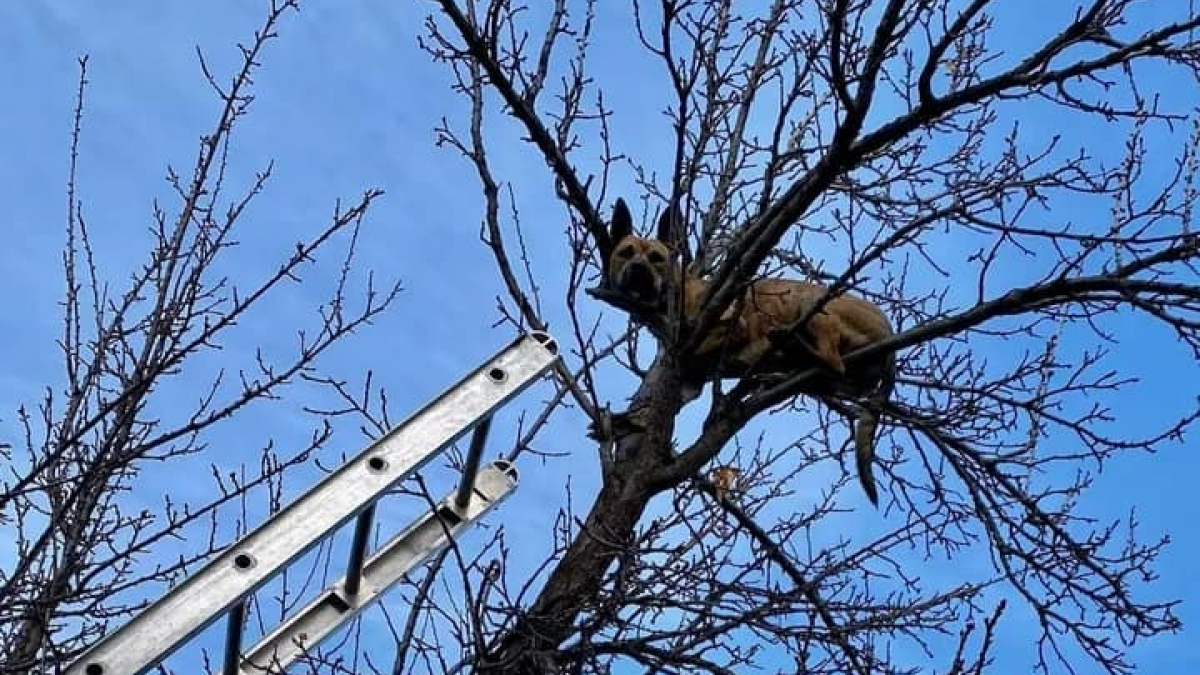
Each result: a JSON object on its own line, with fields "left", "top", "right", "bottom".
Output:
{"left": 64, "top": 331, "right": 559, "bottom": 675}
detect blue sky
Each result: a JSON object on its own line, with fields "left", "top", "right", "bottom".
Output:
{"left": 1, "top": 2, "right": 1197, "bottom": 674}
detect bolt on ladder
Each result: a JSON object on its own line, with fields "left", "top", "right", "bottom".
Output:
{"left": 65, "top": 331, "right": 560, "bottom": 675}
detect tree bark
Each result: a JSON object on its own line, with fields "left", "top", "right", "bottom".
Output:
{"left": 481, "top": 477, "right": 657, "bottom": 673}
{"left": 479, "top": 356, "right": 685, "bottom": 673}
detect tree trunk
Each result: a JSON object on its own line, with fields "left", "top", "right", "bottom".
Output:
{"left": 481, "top": 476, "right": 657, "bottom": 673}
{"left": 479, "top": 356, "right": 685, "bottom": 674}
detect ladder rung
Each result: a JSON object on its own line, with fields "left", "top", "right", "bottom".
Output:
{"left": 222, "top": 601, "right": 246, "bottom": 675}
{"left": 455, "top": 415, "right": 493, "bottom": 508}
{"left": 343, "top": 504, "right": 376, "bottom": 596}
{"left": 65, "top": 332, "right": 558, "bottom": 675}
{"left": 236, "top": 460, "right": 519, "bottom": 673}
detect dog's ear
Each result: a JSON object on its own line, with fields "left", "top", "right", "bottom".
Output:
{"left": 656, "top": 201, "right": 682, "bottom": 246}
{"left": 610, "top": 199, "right": 633, "bottom": 243}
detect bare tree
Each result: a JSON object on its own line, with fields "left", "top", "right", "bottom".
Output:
{"left": 0, "top": 2, "right": 401, "bottom": 672}
{"left": 9, "top": 1, "right": 1199, "bottom": 675}
{"left": 408, "top": 1, "right": 1200, "bottom": 674}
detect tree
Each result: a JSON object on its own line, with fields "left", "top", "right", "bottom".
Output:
{"left": 417, "top": 1, "right": 1200, "bottom": 673}
{"left": 0, "top": 3, "right": 401, "bottom": 671}
{"left": 4, "top": 1, "right": 1198, "bottom": 674}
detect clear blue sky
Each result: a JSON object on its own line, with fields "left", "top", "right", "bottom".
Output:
{"left": 1, "top": 2, "right": 1195, "bottom": 673}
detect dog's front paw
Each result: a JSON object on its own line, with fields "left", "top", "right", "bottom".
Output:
{"left": 588, "top": 410, "right": 644, "bottom": 442}
{"left": 821, "top": 351, "right": 847, "bottom": 375}
{"left": 586, "top": 414, "right": 611, "bottom": 442}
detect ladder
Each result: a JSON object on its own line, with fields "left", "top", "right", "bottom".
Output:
{"left": 65, "top": 331, "right": 560, "bottom": 675}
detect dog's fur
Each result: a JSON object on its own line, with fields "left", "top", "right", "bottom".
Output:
{"left": 606, "top": 198, "right": 895, "bottom": 505}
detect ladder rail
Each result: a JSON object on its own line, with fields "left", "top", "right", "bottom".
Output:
{"left": 65, "top": 332, "right": 558, "bottom": 675}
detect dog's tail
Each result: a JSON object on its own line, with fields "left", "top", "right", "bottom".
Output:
{"left": 854, "top": 350, "right": 895, "bottom": 506}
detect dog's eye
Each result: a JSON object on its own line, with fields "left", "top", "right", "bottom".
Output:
{"left": 616, "top": 246, "right": 635, "bottom": 259}
{"left": 647, "top": 250, "right": 666, "bottom": 264}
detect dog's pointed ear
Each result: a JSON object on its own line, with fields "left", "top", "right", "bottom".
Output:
{"left": 610, "top": 198, "right": 633, "bottom": 244}
{"left": 657, "top": 201, "right": 682, "bottom": 246}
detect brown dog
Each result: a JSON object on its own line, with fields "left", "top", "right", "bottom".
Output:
{"left": 606, "top": 198, "right": 895, "bottom": 505}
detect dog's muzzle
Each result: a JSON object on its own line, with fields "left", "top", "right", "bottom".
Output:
{"left": 617, "top": 263, "right": 662, "bottom": 304}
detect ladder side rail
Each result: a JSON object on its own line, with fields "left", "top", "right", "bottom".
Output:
{"left": 65, "top": 333, "right": 558, "bottom": 675}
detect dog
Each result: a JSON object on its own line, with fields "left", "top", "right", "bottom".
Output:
{"left": 605, "top": 198, "right": 895, "bottom": 505}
